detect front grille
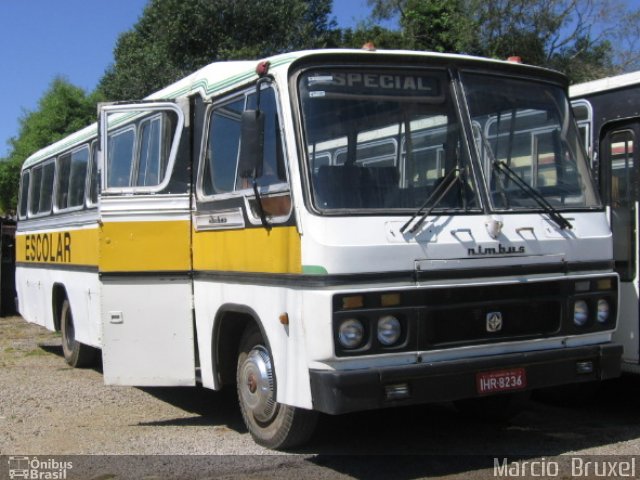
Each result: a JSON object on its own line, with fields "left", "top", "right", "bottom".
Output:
{"left": 421, "top": 299, "right": 561, "bottom": 348}
{"left": 332, "top": 276, "right": 617, "bottom": 357}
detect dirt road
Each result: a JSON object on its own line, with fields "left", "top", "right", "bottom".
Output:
{"left": 1, "top": 315, "right": 639, "bottom": 479}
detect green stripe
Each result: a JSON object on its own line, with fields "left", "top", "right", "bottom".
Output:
{"left": 24, "top": 55, "right": 298, "bottom": 167}
{"left": 302, "top": 265, "right": 328, "bottom": 275}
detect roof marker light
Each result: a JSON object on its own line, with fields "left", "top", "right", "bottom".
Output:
{"left": 256, "top": 60, "right": 270, "bottom": 76}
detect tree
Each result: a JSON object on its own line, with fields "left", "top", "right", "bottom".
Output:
{"left": 338, "top": 25, "right": 406, "bottom": 50}
{"left": 98, "top": 0, "right": 336, "bottom": 101}
{"left": 401, "top": 0, "right": 476, "bottom": 53}
{"left": 0, "top": 78, "right": 99, "bottom": 212}
{"left": 365, "top": 0, "right": 639, "bottom": 82}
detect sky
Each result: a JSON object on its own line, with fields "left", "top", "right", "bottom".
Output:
{"left": 0, "top": 0, "right": 387, "bottom": 159}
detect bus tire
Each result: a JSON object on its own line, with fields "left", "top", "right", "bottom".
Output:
{"left": 236, "top": 324, "right": 317, "bottom": 450}
{"left": 60, "top": 299, "right": 97, "bottom": 368}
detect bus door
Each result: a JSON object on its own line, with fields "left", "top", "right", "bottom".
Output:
{"left": 601, "top": 121, "right": 640, "bottom": 365}
{"left": 97, "top": 101, "right": 196, "bottom": 386}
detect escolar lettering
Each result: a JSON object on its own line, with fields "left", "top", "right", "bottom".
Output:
{"left": 25, "top": 232, "right": 71, "bottom": 263}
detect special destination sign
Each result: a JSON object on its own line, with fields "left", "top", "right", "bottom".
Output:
{"left": 306, "top": 71, "right": 444, "bottom": 99}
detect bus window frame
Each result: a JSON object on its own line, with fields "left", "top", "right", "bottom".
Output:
{"left": 53, "top": 144, "right": 91, "bottom": 214}
{"left": 134, "top": 113, "right": 165, "bottom": 188}
{"left": 105, "top": 125, "right": 137, "bottom": 191}
{"left": 99, "top": 102, "right": 185, "bottom": 196}
{"left": 18, "top": 170, "right": 30, "bottom": 220}
{"left": 27, "top": 158, "right": 56, "bottom": 219}
{"left": 196, "top": 82, "right": 292, "bottom": 226}
{"left": 86, "top": 140, "right": 99, "bottom": 208}
{"left": 571, "top": 99, "right": 594, "bottom": 160}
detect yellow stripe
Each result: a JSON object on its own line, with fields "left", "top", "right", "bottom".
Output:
{"left": 16, "top": 228, "right": 99, "bottom": 266}
{"left": 17, "top": 221, "right": 300, "bottom": 275}
{"left": 100, "top": 220, "right": 191, "bottom": 272}
{"left": 192, "top": 226, "right": 301, "bottom": 274}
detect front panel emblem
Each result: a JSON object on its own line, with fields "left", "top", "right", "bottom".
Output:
{"left": 486, "top": 312, "right": 503, "bottom": 333}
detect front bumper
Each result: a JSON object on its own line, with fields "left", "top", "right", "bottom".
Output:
{"left": 309, "top": 344, "right": 622, "bottom": 414}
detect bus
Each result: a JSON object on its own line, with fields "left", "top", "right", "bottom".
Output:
{"left": 570, "top": 71, "right": 640, "bottom": 373}
{"left": 16, "top": 49, "right": 622, "bottom": 449}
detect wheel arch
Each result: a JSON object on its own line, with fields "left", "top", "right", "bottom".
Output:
{"left": 212, "top": 303, "right": 272, "bottom": 388}
{"left": 51, "top": 283, "right": 68, "bottom": 332}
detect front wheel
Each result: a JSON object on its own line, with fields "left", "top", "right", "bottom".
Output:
{"left": 236, "top": 324, "right": 317, "bottom": 449}
{"left": 60, "top": 299, "right": 97, "bottom": 368}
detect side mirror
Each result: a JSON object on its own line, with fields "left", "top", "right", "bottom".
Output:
{"left": 238, "top": 110, "right": 265, "bottom": 180}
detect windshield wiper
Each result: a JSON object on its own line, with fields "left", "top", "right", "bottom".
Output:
{"left": 400, "top": 167, "right": 461, "bottom": 234}
{"left": 493, "top": 160, "right": 573, "bottom": 230}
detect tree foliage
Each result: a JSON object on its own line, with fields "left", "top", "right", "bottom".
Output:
{"left": 98, "top": 0, "right": 336, "bottom": 100}
{"left": 2, "top": 0, "right": 639, "bottom": 213}
{"left": 0, "top": 78, "right": 99, "bottom": 213}
{"left": 366, "top": 0, "right": 639, "bottom": 81}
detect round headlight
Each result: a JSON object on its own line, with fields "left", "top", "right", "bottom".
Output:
{"left": 338, "top": 318, "right": 364, "bottom": 349}
{"left": 597, "top": 299, "right": 610, "bottom": 323}
{"left": 377, "top": 315, "right": 401, "bottom": 346}
{"left": 573, "top": 300, "right": 589, "bottom": 326}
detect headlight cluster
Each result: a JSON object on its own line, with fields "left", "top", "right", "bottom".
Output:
{"left": 572, "top": 297, "right": 612, "bottom": 327}
{"left": 338, "top": 319, "right": 364, "bottom": 348}
{"left": 337, "top": 314, "right": 404, "bottom": 350}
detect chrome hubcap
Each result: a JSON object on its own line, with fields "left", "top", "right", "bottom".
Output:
{"left": 239, "top": 346, "right": 276, "bottom": 423}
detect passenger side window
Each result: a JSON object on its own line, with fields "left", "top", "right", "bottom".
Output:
{"left": 18, "top": 171, "right": 29, "bottom": 219}
{"left": 203, "top": 98, "right": 244, "bottom": 195}
{"left": 56, "top": 146, "right": 89, "bottom": 210}
{"left": 245, "top": 89, "right": 288, "bottom": 189}
{"left": 198, "top": 88, "right": 291, "bottom": 222}
{"left": 200, "top": 86, "right": 290, "bottom": 220}
{"left": 29, "top": 161, "right": 55, "bottom": 216}
{"left": 107, "top": 127, "right": 135, "bottom": 188}
{"left": 101, "top": 106, "right": 181, "bottom": 192}
{"left": 137, "top": 115, "right": 168, "bottom": 186}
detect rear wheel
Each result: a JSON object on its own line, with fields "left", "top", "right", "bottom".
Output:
{"left": 60, "top": 299, "right": 97, "bottom": 368}
{"left": 236, "top": 324, "right": 317, "bottom": 449}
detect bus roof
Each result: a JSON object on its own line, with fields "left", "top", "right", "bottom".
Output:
{"left": 22, "top": 48, "right": 564, "bottom": 169}
{"left": 569, "top": 70, "right": 640, "bottom": 98}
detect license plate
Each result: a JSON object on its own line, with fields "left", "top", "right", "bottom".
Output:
{"left": 476, "top": 367, "right": 527, "bottom": 395}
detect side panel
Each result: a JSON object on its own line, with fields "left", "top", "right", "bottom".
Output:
{"left": 193, "top": 278, "right": 313, "bottom": 408}
{"left": 15, "top": 223, "right": 101, "bottom": 346}
{"left": 192, "top": 225, "right": 301, "bottom": 273}
{"left": 99, "top": 208, "right": 196, "bottom": 386}
{"left": 15, "top": 266, "right": 101, "bottom": 346}
{"left": 102, "top": 276, "right": 194, "bottom": 386}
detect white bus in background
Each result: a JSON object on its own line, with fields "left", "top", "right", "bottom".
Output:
{"left": 16, "top": 49, "right": 621, "bottom": 449}
{"left": 571, "top": 71, "right": 640, "bottom": 373}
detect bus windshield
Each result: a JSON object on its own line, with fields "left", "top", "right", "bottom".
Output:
{"left": 462, "top": 72, "right": 600, "bottom": 210}
{"left": 298, "top": 68, "right": 479, "bottom": 212}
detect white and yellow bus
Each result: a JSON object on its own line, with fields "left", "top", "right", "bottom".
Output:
{"left": 571, "top": 71, "right": 640, "bottom": 373}
{"left": 16, "top": 49, "right": 622, "bottom": 449}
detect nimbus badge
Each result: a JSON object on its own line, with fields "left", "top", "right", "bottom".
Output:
{"left": 25, "top": 232, "right": 71, "bottom": 263}
{"left": 468, "top": 244, "right": 525, "bottom": 257}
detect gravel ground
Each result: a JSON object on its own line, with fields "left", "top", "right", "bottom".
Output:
{"left": 1, "top": 315, "right": 640, "bottom": 479}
